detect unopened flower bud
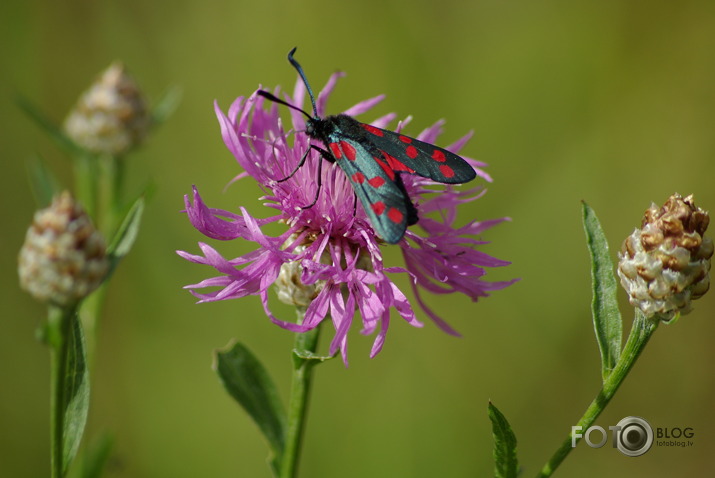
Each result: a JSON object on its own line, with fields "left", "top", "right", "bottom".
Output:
{"left": 618, "top": 193, "right": 712, "bottom": 321}
{"left": 64, "top": 62, "right": 150, "bottom": 155}
{"left": 275, "top": 236, "right": 373, "bottom": 308}
{"left": 275, "top": 239, "right": 327, "bottom": 308}
{"left": 276, "top": 257, "right": 325, "bottom": 308}
{"left": 18, "top": 192, "right": 109, "bottom": 307}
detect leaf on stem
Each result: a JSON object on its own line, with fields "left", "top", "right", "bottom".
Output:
{"left": 62, "top": 313, "right": 90, "bottom": 474}
{"left": 107, "top": 195, "right": 145, "bottom": 273}
{"left": 70, "top": 433, "right": 113, "bottom": 478}
{"left": 292, "top": 348, "right": 335, "bottom": 363}
{"left": 15, "top": 95, "right": 86, "bottom": 158}
{"left": 582, "top": 201, "right": 622, "bottom": 382}
{"left": 151, "top": 86, "right": 182, "bottom": 126}
{"left": 26, "top": 154, "right": 61, "bottom": 208}
{"left": 214, "top": 341, "right": 286, "bottom": 470}
{"left": 488, "top": 401, "right": 518, "bottom": 478}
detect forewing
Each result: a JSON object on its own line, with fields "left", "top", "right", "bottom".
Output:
{"left": 327, "top": 138, "right": 413, "bottom": 244}
{"left": 357, "top": 123, "right": 477, "bottom": 184}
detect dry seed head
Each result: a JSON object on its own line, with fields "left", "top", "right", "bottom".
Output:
{"left": 275, "top": 235, "right": 331, "bottom": 308}
{"left": 64, "top": 62, "right": 150, "bottom": 155}
{"left": 275, "top": 235, "right": 373, "bottom": 308}
{"left": 18, "top": 192, "right": 109, "bottom": 307}
{"left": 618, "top": 194, "right": 712, "bottom": 321}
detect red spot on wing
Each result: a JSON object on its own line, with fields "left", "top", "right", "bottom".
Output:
{"left": 362, "top": 124, "right": 384, "bottom": 136}
{"left": 373, "top": 156, "right": 396, "bottom": 180}
{"left": 405, "top": 145, "right": 418, "bottom": 159}
{"left": 340, "top": 141, "right": 357, "bottom": 161}
{"left": 329, "top": 143, "right": 342, "bottom": 159}
{"left": 439, "top": 164, "right": 455, "bottom": 178}
{"left": 432, "top": 149, "right": 447, "bottom": 162}
{"left": 384, "top": 153, "right": 415, "bottom": 173}
{"left": 399, "top": 135, "right": 412, "bottom": 143}
{"left": 368, "top": 176, "right": 385, "bottom": 188}
{"left": 371, "top": 201, "right": 386, "bottom": 215}
{"left": 351, "top": 172, "right": 366, "bottom": 184}
{"left": 388, "top": 207, "right": 404, "bottom": 224}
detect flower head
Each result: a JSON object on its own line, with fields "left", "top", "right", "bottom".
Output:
{"left": 19, "top": 191, "right": 109, "bottom": 307}
{"left": 64, "top": 62, "right": 150, "bottom": 156}
{"left": 618, "top": 193, "right": 712, "bottom": 321}
{"left": 179, "top": 73, "right": 515, "bottom": 363}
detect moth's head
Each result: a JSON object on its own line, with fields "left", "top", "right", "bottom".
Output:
{"left": 305, "top": 118, "right": 316, "bottom": 136}
{"left": 304, "top": 117, "right": 332, "bottom": 140}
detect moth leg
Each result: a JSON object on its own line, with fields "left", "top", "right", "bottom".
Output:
{"left": 277, "top": 144, "right": 334, "bottom": 183}
{"left": 276, "top": 146, "right": 312, "bottom": 183}
{"left": 299, "top": 151, "right": 324, "bottom": 210}
{"left": 311, "top": 145, "right": 335, "bottom": 163}
{"left": 295, "top": 145, "right": 335, "bottom": 210}
{"left": 274, "top": 144, "right": 334, "bottom": 210}
{"left": 306, "top": 145, "right": 358, "bottom": 215}
{"left": 310, "top": 145, "right": 358, "bottom": 215}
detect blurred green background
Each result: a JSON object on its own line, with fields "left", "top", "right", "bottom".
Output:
{"left": 2, "top": 0, "right": 714, "bottom": 476}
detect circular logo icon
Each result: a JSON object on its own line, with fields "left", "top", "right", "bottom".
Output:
{"left": 615, "top": 416, "right": 653, "bottom": 457}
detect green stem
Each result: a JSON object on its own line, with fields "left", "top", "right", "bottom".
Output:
{"left": 76, "top": 153, "right": 122, "bottom": 366}
{"left": 536, "top": 311, "right": 659, "bottom": 478}
{"left": 280, "top": 312, "right": 321, "bottom": 478}
{"left": 49, "top": 305, "right": 77, "bottom": 478}
{"left": 73, "top": 153, "right": 98, "bottom": 220}
{"left": 78, "top": 284, "right": 108, "bottom": 365}
{"left": 97, "top": 154, "right": 125, "bottom": 239}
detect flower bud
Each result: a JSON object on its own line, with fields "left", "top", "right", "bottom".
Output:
{"left": 274, "top": 237, "right": 373, "bottom": 308}
{"left": 64, "top": 62, "right": 150, "bottom": 155}
{"left": 18, "top": 192, "right": 109, "bottom": 307}
{"left": 276, "top": 257, "right": 324, "bottom": 308}
{"left": 618, "top": 193, "right": 712, "bottom": 321}
{"left": 275, "top": 239, "right": 327, "bottom": 308}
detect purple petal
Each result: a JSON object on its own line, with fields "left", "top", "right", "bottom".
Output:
{"left": 343, "top": 94, "right": 385, "bottom": 117}
{"left": 316, "top": 71, "right": 346, "bottom": 117}
{"left": 369, "top": 311, "right": 390, "bottom": 358}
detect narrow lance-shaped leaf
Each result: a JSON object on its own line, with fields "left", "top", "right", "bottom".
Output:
{"left": 26, "top": 154, "right": 61, "bottom": 208}
{"left": 151, "top": 86, "right": 182, "bottom": 126}
{"left": 70, "top": 433, "right": 113, "bottom": 478}
{"left": 106, "top": 195, "right": 145, "bottom": 275}
{"left": 214, "top": 341, "right": 286, "bottom": 474}
{"left": 62, "top": 312, "right": 90, "bottom": 474}
{"left": 15, "top": 95, "right": 87, "bottom": 158}
{"left": 488, "top": 401, "right": 518, "bottom": 478}
{"left": 582, "top": 201, "right": 622, "bottom": 381}
{"left": 292, "top": 349, "right": 335, "bottom": 362}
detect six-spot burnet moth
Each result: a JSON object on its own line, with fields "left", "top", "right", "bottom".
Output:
{"left": 257, "top": 47, "right": 477, "bottom": 244}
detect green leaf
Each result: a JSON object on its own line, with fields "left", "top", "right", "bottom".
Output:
{"left": 62, "top": 313, "right": 90, "bottom": 474}
{"left": 214, "top": 341, "right": 286, "bottom": 472}
{"left": 582, "top": 201, "right": 622, "bottom": 381}
{"left": 292, "top": 348, "right": 335, "bottom": 363}
{"left": 106, "top": 195, "right": 145, "bottom": 273}
{"left": 488, "top": 401, "right": 518, "bottom": 478}
{"left": 151, "top": 85, "right": 182, "bottom": 126}
{"left": 15, "top": 95, "right": 86, "bottom": 158}
{"left": 69, "top": 433, "right": 113, "bottom": 478}
{"left": 26, "top": 154, "right": 61, "bottom": 207}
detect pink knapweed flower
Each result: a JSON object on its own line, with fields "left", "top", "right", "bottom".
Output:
{"left": 178, "top": 72, "right": 515, "bottom": 364}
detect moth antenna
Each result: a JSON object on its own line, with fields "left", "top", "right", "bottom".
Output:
{"left": 256, "top": 90, "right": 312, "bottom": 120}
{"left": 288, "top": 47, "right": 319, "bottom": 118}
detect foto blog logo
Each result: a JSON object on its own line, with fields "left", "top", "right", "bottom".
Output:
{"left": 572, "top": 416, "right": 654, "bottom": 457}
